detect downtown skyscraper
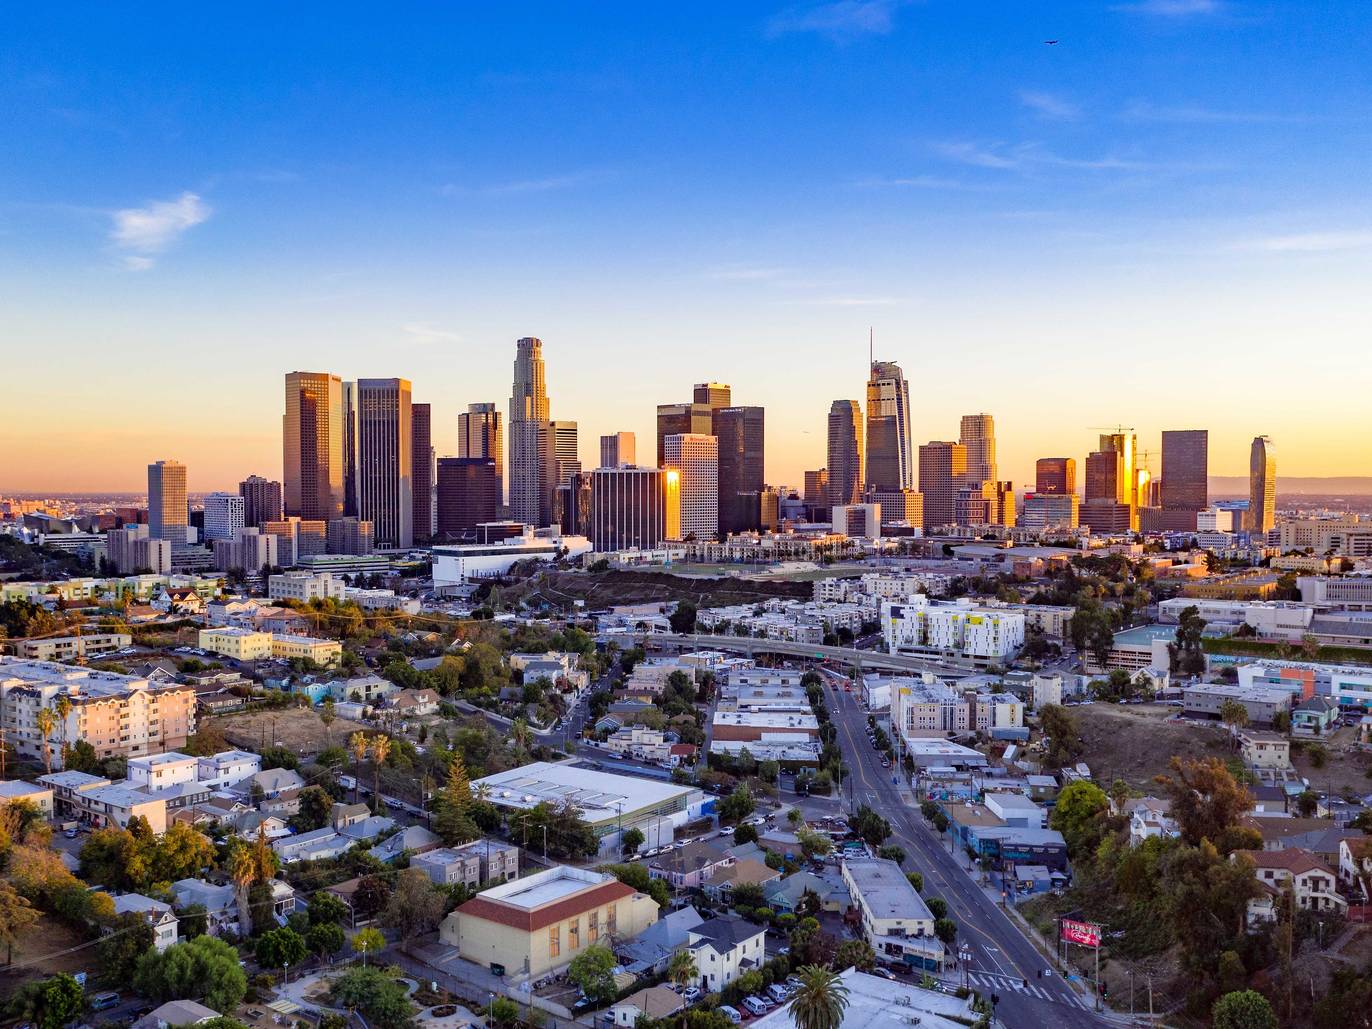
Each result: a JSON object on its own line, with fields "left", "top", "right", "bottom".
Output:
{"left": 1160, "top": 429, "right": 1209, "bottom": 515}
{"left": 865, "top": 361, "right": 913, "bottom": 492}
{"left": 1249, "top": 436, "right": 1277, "bottom": 533}
{"left": 664, "top": 433, "right": 719, "bottom": 541}
{"left": 412, "top": 402, "right": 433, "bottom": 543}
{"left": 716, "top": 405, "right": 765, "bottom": 534}
{"left": 284, "top": 371, "right": 345, "bottom": 521}
{"left": 959, "top": 414, "right": 997, "bottom": 488}
{"left": 918, "top": 441, "right": 966, "bottom": 531}
{"left": 509, "top": 337, "right": 552, "bottom": 526}
{"left": 147, "top": 459, "right": 188, "bottom": 541}
{"left": 458, "top": 402, "right": 503, "bottom": 504}
{"left": 827, "top": 400, "right": 864, "bottom": 508}
{"left": 356, "top": 377, "right": 413, "bottom": 548}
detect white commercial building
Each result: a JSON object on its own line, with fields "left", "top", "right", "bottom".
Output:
{"left": 203, "top": 493, "right": 246, "bottom": 543}
{"left": 127, "top": 752, "right": 199, "bottom": 793}
{"left": 663, "top": 433, "right": 718, "bottom": 541}
{"left": 432, "top": 528, "right": 592, "bottom": 585}
{"left": 883, "top": 596, "right": 1025, "bottom": 664}
{"left": 269, "top": 570, "right": 345, "bottom": 602}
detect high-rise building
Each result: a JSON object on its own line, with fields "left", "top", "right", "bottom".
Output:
{"left": 656, "top": 402, "right": 713, "bottom": 466}
{"left": 827, "top": 400, "right": 864, "bottom": 508}
{"left": 870, "top": 489, "right": 924, "bottom": 528}
{"left": 693, "top": 383, "right": 732, "bottom": 411}
{"left": 715, "top": 406, "right": 765, "bottom": 534}
{"left": 954, "top": 483, "right": 995, "bottom": 526}
{"left": 263, "top": 516, "right": 325, "bottom": 566}
{"left": 212, "top": 527, "right": 277, "bottom": 574}
{"left": 356, "top": 378, "right": 413, "bottom": 549}
{"left": 342, "top": 380, "right": 359, "bottom": 517}
{"left": 107, "top": 524, "right": 171, "bottom": 574}
{"left": 1249, "top": 436, "right": 1277, "bottom": 533}
{"left": 327, "top": 517, "right": 375, "bottom": 556}
{"left": 458, "top": 403, "right": 504, "bottom": 504}
{"left": 599, "top": 432, "right": 636, "bottom": 469}
{"left": 239, "top": 475, "right": 284, "bottom": 527}
{"left": 147, "top": 460, "right": 188, "bottom": 542}
{"left": 203, "top": 492, "right": 245, "bottom": 542}
{"left": 411, "top": 403, "right": 434, "bottom": 543}
{"left": 551, "top": 420, "right": 580, "bottom": 489}
{"left": 1085, "top": 449, "right": 1127, "bottom": 504}
{"left": 436, "top": 458, "right": 500, "bottom": 539}
{"left": 1021, "top": 493, "right": 1080, "bottom": 530}
{"left": 959, "top": 414, "right": 997, "bottom": 488}
{"left": 865, "top": 362, "right": 913, "bottom": 492}
{"left": 1035, "top": 458, "right": 1076, "bottom": 496}
{"left": 1097, "top": 431, "right": 1138, "bottom": 527}
{"left": 510, "top": 337, "right": 552, "bottom": 525}
{"left": 1161, "top": 430, "right": 1209, "bottom": 513}
{"left": 589, "top": 466, "right": 679, "bottom": 551}
{"left": 918, "top": 441, "right": 966, "bottom": 531}
{"left": 804, "top": 469, "right": 830, "bottom": 505}
{"left": 284, "top": 371, "right": 346, "bottom": 521}
{"left": 559, "top": 472, "right": 594, "bottom": 536}
{"left": 664, "top": 433, "right": 719, "bottom": 541}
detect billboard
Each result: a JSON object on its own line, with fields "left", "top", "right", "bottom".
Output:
{"left": 1060, "top": 919, "right": 1101, "bottom": 948}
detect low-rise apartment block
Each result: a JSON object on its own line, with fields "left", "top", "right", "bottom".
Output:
{"left": 17, "top": 633, "right": 132, "bottom": 662}
{"left": 412, "top": 839, "right": 521, "bottom": 888}
{"left": 841, "top": 857, "right": 942, "bottom": 970}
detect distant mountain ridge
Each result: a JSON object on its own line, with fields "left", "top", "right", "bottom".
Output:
{"left": 1209, "top": 476, "right": 1372, "bottom": 497}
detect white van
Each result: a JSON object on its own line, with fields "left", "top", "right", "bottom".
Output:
{"left": 742, "top": 997, "right": 769, "bottom": 1017}
{"left": 719, "top": 1005, "right": 742, "bottom": 1024}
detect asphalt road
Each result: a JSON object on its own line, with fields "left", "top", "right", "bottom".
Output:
{"left": 825, "top": 682, "right": 1110, "bottom": 1029}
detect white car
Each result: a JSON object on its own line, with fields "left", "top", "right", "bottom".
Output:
{"left": 719, "top": 1006, "right": 742, "bottom": 1025}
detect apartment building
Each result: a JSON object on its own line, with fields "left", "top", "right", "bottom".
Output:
{"left": 17, "top": 633, "right": 132, "bottom": 662}
{"left": 412, "top": 839, "right": 520, "bottom": 889}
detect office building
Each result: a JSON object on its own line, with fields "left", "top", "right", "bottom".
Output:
{"left": 238, "top": 475, "right": 283, "bottom": 526}
{"left": 1097, "top": 431, "right": 1138, "bottom": 526}
{"left": 693, "top": 382, "right": 732, "bottom": 411}
{"left": 1085, "top": 449, "right": 1127, "bottom": 505}
{"left": 1161, "top": 429, "right": 1208, "bottom": 514}
{"left": 827, "top": 400, "right": 864, "bottom": 508}
{"left": 833, "top": 504, "right": 881, "bottom": 541}
{"left": 656, "top": 402, "right": 713, "bottom": 467}
{"left": 284, "top": 371, "right": 346, "bottom": 521}
{"left": 804, "top": 469, "right": 829, "bottom": 505}
{"left": 458, "top": 403, "right": 504, "bottom": 504}
{"left": 263, "top": 516, "right": 326, "bottom": 567}
{"left": 715, "top": 406, "right": 765, "bottom": 533}
{"left": 1020, "top": 493, "right": 1079, "bottom": 530}
{"left": 1249, "top": 436, "right": 1277, "bottom": 533}
{"left": 1035, "top": 458, "right": 1075, "bottom": 496}
{"left": 436, "top": 458, "right": 501, "bottom": 538}
{"left": 865, "top": 361, "right": 913, "bottom": 492}
{"left": 560, "top": 472, "right": 594, "bottom": 536}
{"left": 590, "top": 467, "right": 679, "bottom": 551}
{"left": 148, "top": 460, "right": 188, "bottom": 541}
{"left": 107, "top": 525, "right": 171, "bottom": 575}
{"left": 342, "top": 380, "right": 359, "bottom": 516}
{"left": 1081, "top": 499, "right": 1132, "bottom": 534}
{"left": 203, "top": 493, "right": 245, "bottom": 542}
{"left": 870, "top": 489, "right": 923, "bottom": 527}
{"left": 959, "top": 414, "right": 996, "bottom": 488}
{"left": 510, "top": 337, "right": 552, "bottom": 526}
{"left": 211, "top": 527, "right": 277, "bottom": 573}
{"left": 551, "top": 419, "right": 580, "bottom": 491}
{"left": 664, "top": 434, "right": 719, "bottom": 541}
{"left": 600, "top": 432, "right": 636, "bottom": 469}
{"left": 412, "top": 402, "right": 433, "bottom": 543}
{"left": 918, "top": 441, "right": 966, "bottom": 531}
{"left": 326, "top": 517, "right": 375, "bottom": 556}
{"left": 356, "top": 377, "right": 413, "bottom": 548}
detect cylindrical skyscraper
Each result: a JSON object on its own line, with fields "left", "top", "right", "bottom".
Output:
{"left": 509, "top": 337, "right": 551, "bottom": 526}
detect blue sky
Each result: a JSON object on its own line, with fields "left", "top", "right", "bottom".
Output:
{"left": 4, "top": 1, "right": 1371, "bottom": 491}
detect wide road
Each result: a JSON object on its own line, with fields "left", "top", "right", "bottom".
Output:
{"left": 826, "top": 681, "right": 1109, "bottom": 1029}
{"left": 642, "top": 632, "right": 973, "bottom": 677}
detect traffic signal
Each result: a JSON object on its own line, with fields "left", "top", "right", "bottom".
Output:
{"left": 1102, "top": 983, "right": 1109, "bottom": 999}
{"left": 992, "top": 994, "right": 1000, "bottom": 1006}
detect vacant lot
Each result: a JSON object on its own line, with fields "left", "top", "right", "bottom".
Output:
{"left": 213, "top": 705, "right": 368, "bottom": 755}
{"left": 0, "top": 914, "right": 94, "bottom": 988}
{"left": 1071, "top": 703, "right": 1230, "bottom": 789}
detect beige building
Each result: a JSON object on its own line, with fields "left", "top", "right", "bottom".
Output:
{"left": 0, "top": 659, "right": 196, "bottom": 765}
{"left": 17, "top": 633, "right": 132, "bottom": 662}
{"left": 198, "top": 627, "right": 273, "bottom": 661}
{"left": 439, "top": 866, "right": 658, "bottom": 980}
{"left": 271, "top": 634, "right": 342, "bottom": 667}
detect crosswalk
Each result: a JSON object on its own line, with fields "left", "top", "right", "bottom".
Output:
{"left": 961, "top": 971, "right": 1097, "bottom": 1010}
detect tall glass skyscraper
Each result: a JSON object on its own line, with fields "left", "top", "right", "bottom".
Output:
{"left": 959, "top": 413, "right": 997, "bottom": 487}
{"left": 1249, "top": 436, "right": 1276, "bottom": 533}
{"left": 458, "top": 402, "right": 503, "bottom": 504}
{"left": 509, "top": 337, "right": 551, "bottom": 525}
{"left": 356, "top": 377, "right": 413, "bottom": 548}
{"left": 827, "top": 400, "right": 864, "bottom": 507}
{"left": 284, "top": 371, "right": 345, "bottom": 521}
{"left": 865, "top": 361, "right": 913, "bottom": 492}
{"left": 1161, "top": 429, "right": 1209, "bottom": 514}
{"left": 147, "top": 459, "right": 188, "bottom": 541}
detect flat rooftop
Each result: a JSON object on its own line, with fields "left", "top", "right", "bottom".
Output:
{"left": 129, "top": 752, "right": 195, "bottom": 768}
{"left": 473, "top": 760, "right": 698, "bottom": 823}
{"left": 843, "top": 857, "right": 933, "bottom": 922}
{"left": 482, "top": 865, "right": 607, "bottom": 910}
{"left": 712, "top": 711, "right": 819, "bottom": 729}
{"left": 0, "top": 658, "right": 180, "bottom": 698}
{"left": 751, "top": 968, "right": 976, "bottom": 1029}
{"left": 1112, "top": 624, "right": 1178, "bottom": 646}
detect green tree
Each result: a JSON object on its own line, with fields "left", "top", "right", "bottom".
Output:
{"left": 1050, "top": 780, "right": 1111, "bottom": 857}
{"left": 255, "top": 926, "right": 307, "bottom": 971}
{"left": 833, "top": 938, "right": 875, "bottom": 972}
{"left": 178, "top": 903, "right": 209, "bottom": 939}
{"left": 734, "top": 823, "right": 759, "bottom": 846}
{"left": 600, "top": 862, "right": 671, "bottom": 910}
{"left": 98, "top": 910, "right": 157, "bottom": 983}
{"left": 306, "top": 921, "right": 345, "bottom": 960}
{"left": 133, "top": 935, "right": 248, "bottom": 1013}
{"left": 1212, "top": 990, "right": 1278, "bottom": 1029}
{"left": 0, "top": 881, "right": 40, "bottom": 966}
{"left": 1155, "top": 756, "right": 1253, "bottom": 849}
{"left": 487, "top": 997, "right": 520, "bottom": 1028}
{"left": 669, "top": 601, "right": 698, "bottom": 634}
{"left": 797, "top": 829, "right": 833, "bottom": 860}
{"left": 380, "top": 868, "right": 447, "bottom": 952}
{"left": 330, "top": 965, "right": 415, "bottom": 1029}
{"left": 848, "top": 805, "right": 890, "bottom": 847}
{"left": 621, "top": 827, "right": 646, "bottom": 854}
{"left": 905, "top": 871, "right": 924, "bottom": 894}
{"left": 719, "top": 783, "right": 756, "bottom": 825}
{"left": 567, "top": 944, "right": 618, "bottom": 1004}
{"left": 350, "top": 927, "right": 386, "bottom": 965}
{"left": 934, "top": 918, "right": 958, "bottom": 944}
{"left": 787, "top": 965, "right": 849, "bottom": 1029}
{"left": 34, "top": 974, "right": 84, "bottom": 1029}
{"left": 307, "top": 890, "right": 350, "bottom": 927}
{"left": 1038, "top": 704, "right": 1083, "bottom": 770}
{"left": 295, "top": 785, "right": 334, "bottom": 831}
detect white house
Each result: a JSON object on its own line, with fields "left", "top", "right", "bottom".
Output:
{"left": 196, "top": 750, "right": 262, "bottom": 790}
{"left": 1122, "top": 797, "right": 1178, "bottom": 846}
{"left": 127, "top": 752, "right": 200, "bottom": 793}
{"left": 113, "top": 893, "right": 179, "bottom": 951}
{"left": 685, "top": 916, "right": 767, "bottom": 993}
{"left": 1238, "top": 849, "right": 1345, "bottom": 927}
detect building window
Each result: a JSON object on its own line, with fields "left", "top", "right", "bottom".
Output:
{"left": 549, "top": 926, "right": 560, "bottom": 958}
{"left": 606, "top": 906, "right": 617, "bottom": 936}
{"left": 568, "top": 918, "right": 580, "bottom": 951}
{"left": 588, "top": 911, "right": 599, "bottom": 943}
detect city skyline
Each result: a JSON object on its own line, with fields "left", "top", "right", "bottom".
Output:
{"left": 5, "top": 4, "right": 1370, "bottom": 490}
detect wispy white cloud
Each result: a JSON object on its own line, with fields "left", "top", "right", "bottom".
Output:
{"left": 855, "top": 173, "right": 993, "bottom": 190}
{"left": 439, "top": 170, "right": 609, "bottom": 197}
{"left": 1123, "top": 100, "right": 1298, "bottom": 124}
{"left": 1114, "top": 0, "right": 1219, "bottom": 15}
{"left": 109, "top": 191, "right": 210, "bottom": 269}
{"left": 1239, "top": 230, "right": 1372, "bottom": 254}
{"left": 931, "top": 140, "right": 1157, "bottom": 172}
{"left": 1020, "top": 90, "right": 1080, "bottom": 121}
{"left": 402, "top": 322, "right": 464, "bottom": 345}
{"left": 793, "top": 295, "right": 904, "bottom": 307}
{"left": 767, "top": 0, "right": 906, "bottom": 41}
{"left": 707, "top": 265, "right": 791, "bottom": 281}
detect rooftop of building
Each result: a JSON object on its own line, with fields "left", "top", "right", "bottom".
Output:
{"left": 455, "top": 866, "right": 638, "bottom": 932}
{"left": 842, "top": 857, "right": 933, "bottom": 922}
{"left": 711, "top": 711, "right": 819, "bottom": 728}
{"left": 1111, "top": 624, "right": 1178, "bottom": 646}
{"left": 89, "top": 783, "right": 164, "bottom": 809}
{"left": 752, "top": 968, "right": 978, "bottom": 1029}
{"left": 0, "top": 657, "right": 190, "bottom": 697}
{"left": 38, "top": 769, "right": 111, "bottom": 789}
{"left": 128, "top": 751, "right": 196, "bottom": 769}
{"left": 471, "top": 760, "right": 698, "bottom": 822}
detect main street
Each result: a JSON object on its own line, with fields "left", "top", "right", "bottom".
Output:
{"left": 826, "top": 681, "right": 1110, "bottom": 1029}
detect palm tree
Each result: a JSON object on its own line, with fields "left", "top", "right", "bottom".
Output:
{"left": 319, "top": 697, "right": 336, "bottom": 746}
{"left": 54, "top": 695, "right": 72, "bottom": 768}
{"left": 35, "top": 707, "right": 56, "bottom": 775}
{"left": 788, "top": 965, "right": 849, "bottom": 1029}
{"left": 510, "top": 717, "right": 533, "bottom": 758}
{"left": 667, "top": 950, "right": 698, "bottom": 1027}
{"left": 371, "top": 735, "right": 392, "bottom": 811}
{"left": 227, "top": 845, "right": 258, "bottom": 936}
{"left": 348, "top": 732, "right": 369, "bottom": 803}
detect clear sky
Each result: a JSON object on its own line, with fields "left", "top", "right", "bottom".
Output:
{"left": 3, "top": 1, "right": 1371, "bottom": 493}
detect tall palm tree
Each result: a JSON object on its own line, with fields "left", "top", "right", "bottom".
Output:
{"left": 348, "top": 732, "right": 369, "bottom": 803}
{"left": 788, "top": 965, "right": 849, "bottom": 1029}
{"left": 227, "top": 845, "right": 257, "bottom": 936}
{"left": 319, "top": 697, "right": 336, "bottom": 746}
{"left": 54, "top": 695, "right": 72, "bottom": 768}
{"left": 35, "top": 707, "right": 56, "bottom": 776}
{"left": 510, "top": 717, "right": 532, "bottom": 758}
{"left": 371, "top": 735, "right": 392, "bottom": 811}
{"left": 667, "top": 950, "right": 698, "bottom": 1027}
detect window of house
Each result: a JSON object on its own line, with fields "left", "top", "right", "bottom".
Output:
{"left": 588, "top": 911, "right": 599, "bottom": 943}
{"left": 568, "top": 918, "right": 580, "bottom": 950}
{"left": 606, "top": 906, "right": 617, "bottom": 935}
{"left": 549, "top": 925, "right": 560, "bottom": 958}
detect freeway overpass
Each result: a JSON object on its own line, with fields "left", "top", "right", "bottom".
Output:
{"left": 639, "top": 632, "right": 972, "bottom": 678}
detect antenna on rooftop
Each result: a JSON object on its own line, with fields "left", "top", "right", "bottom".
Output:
{"left": 869, "top": 326, "right": 874, "bottom": 371}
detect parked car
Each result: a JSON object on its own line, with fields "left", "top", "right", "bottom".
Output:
{"left": 742, "top": 997, "right": 769, "bottom": 1017}
{"left": 767, "top": 984, "right": 790, "bottom": 1003}
{"left": 683, "top": 987, "right": 701, "bottom": 1003}
{"left": 719, "top": 1006, "right": 742, "bottom": 1024}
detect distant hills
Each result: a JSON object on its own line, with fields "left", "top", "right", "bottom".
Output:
{"left": 1209, "top": 476, "right": 1372, "bottom": 497}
